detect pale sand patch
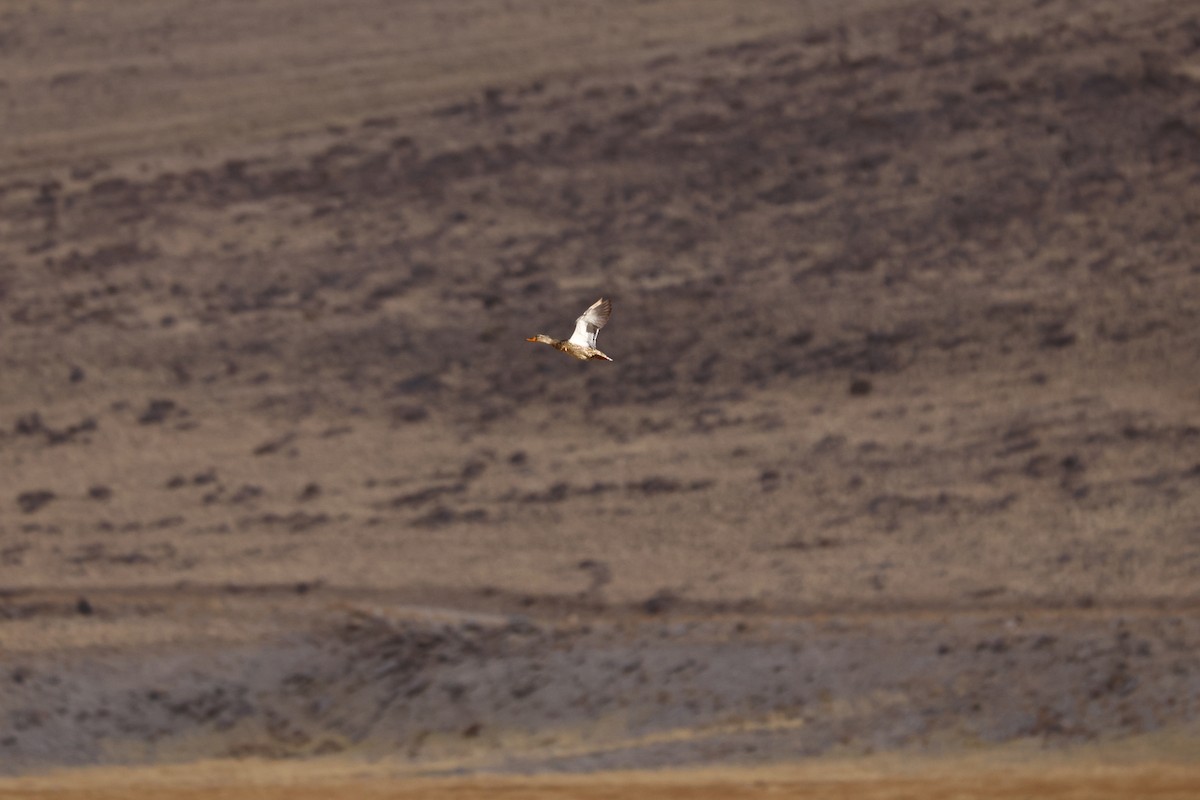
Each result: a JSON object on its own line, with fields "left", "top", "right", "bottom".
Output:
{"left": 3, "top": 733, "right": 1198, "bottom": 800}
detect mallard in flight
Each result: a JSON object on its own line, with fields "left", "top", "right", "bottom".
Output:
{"left": 526, "top": 297, "right": 614, "bottom": 361}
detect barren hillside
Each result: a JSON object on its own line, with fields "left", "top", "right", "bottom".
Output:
{"left": 1, "top": 0, "right": 1198, "bottom": 788}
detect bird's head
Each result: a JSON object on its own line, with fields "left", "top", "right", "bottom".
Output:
{"left": 526, "top": 334, "right": 554, "bottom": 344}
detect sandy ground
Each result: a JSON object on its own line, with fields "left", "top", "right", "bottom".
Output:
{"left": 4, "top": 743, "right": 1200, "bottom": 799}
{"left": 1, "top": 0, "right": 1199, "bottom": 791}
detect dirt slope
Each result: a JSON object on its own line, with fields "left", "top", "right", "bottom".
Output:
{"left": 1, "top": 0, "right": 1198, "bottom": 780}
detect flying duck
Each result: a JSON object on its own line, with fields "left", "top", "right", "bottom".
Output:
{"left": 526, "top": 297, "right": 614, "bottom": 361}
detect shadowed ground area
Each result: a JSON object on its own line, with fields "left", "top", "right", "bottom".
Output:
{"left": 1, "top": 0, "right": 1198, "bottom": 791}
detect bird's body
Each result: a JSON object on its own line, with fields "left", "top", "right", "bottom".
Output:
{"left": 526, "top": 298, "right": 614, "bottom": 361}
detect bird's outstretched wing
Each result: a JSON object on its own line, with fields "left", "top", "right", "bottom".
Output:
{"left": 567, "top": 297, "right": 612, "bottom": 349}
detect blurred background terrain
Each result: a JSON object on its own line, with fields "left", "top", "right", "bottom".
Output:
{"left": 1, "top": 0, "right": 1198, "bottom": 794}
